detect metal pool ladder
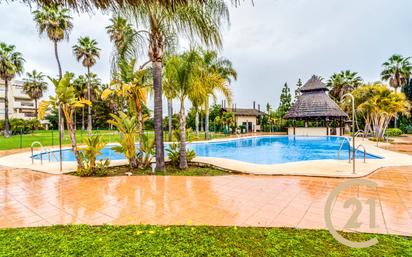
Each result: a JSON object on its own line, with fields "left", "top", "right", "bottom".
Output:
{"left": 355, "top": 144, "right": 367, "bottom": 163}
{"left": 354, "top": 130, "right": 366, "bottom": 140}
{"left": 31, "top": 141, "right": 45, "bottom": 165}
{"left": 337, "top": 137, "right": 351, "bottom": 163}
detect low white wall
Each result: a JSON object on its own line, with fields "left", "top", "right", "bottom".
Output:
{"left": 288, "top": 127, "right": 343, "bottom": 136}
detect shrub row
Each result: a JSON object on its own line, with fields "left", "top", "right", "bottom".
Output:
{"left": 0, "top": 118, "right": 42, "bottom": 134}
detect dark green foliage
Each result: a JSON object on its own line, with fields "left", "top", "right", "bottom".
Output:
{"left": 400, "top": 124, "right": 412, "bottom": 134}
{"left": 294, "top": 78, "right": 302, "bottom": 102}
{"left": 163, "top": 114, "right": 180, "bottom": 130}
{"left": 0, "top": 118, "right": 41, "bottom": 134}
{"left": 278, "top": 82, "right": 292, "bottom": 117}
{"left": 402, "top": 78, "right": 412, "bottom": 102}
{"left": 0, "top": 225, "right": 411, "bottom": 257}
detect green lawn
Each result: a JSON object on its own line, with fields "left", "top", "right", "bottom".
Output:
{"left": 0, "top": 130, "right": 228, "bottom": 150}
{"left": 0, "top": 225, "right": 410, "bottom": 256}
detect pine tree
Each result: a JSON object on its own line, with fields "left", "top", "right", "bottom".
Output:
{"left": 266, "top": 102, "right": 271, "bottom": 114}
{"left": 294, "top": 78, "right": 302, "bottom": 102}
{"left": 278, "top": 82, "right": 292, "bottom": 117}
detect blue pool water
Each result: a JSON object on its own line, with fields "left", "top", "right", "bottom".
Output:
{"left": 33, "top": 136, "right": 380, "bottom": 164}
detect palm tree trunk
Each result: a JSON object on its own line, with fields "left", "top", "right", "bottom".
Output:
{"left": 87, "top": 66, "right": 92, "bottom": 136}
{"left": 167, "top": 98, "right": 173, "bottom": 142}
{"left": 137, "top": 106, "right": 143, "bottom": 169}
{"left": 200, "top": 112, "right": 203, "bottom": 132}
{"left": 34, "top": 98, "right": 38, "bottom": 119}
{"left": 205, "top": 101, "right": 210, "bottom": 140}
{"left": 54, "top": 41, "right": 62, "bottom": 79}
{"left": 66, "top": 113, "right": 83, "bottom": 170}
{"left": 195, "top": 109, "right": 199, "bottom": 136}
{"left": 3, "top": 79, "right": 10, "bottom": 137}
{"left": 53, "top": 40, "right": 64, "bottom": 140}
{"left": 81, "top": 107, "right": 85, "bottom": 131}
{"left": 179, "top": 98, "right": 188, "bottom": 169}
{"left": 152, "top": 60, "right": 165, "bottom": 171}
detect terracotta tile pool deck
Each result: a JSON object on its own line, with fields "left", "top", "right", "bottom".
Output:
{"left": 1, "top": 164, "right": 412, "bottom": 236}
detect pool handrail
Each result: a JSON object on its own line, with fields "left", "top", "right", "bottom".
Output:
{"left": 338, "top": 137, "right": 351, "bottom": 163}
{"left": 354, "top": 130, "right": 366, "bottom": 141}
{"left": 44, "top": 147, "right": 59, "bottom": 162}
{"left": 31, "top": 141, "right": 44, "bottom": 165}
{"left": 355, "top": 144, "right": 367, "bottom": 163}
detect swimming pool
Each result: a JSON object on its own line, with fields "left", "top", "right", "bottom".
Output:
{"left": 33, "top": 136, "right": 381, "bottom": 165}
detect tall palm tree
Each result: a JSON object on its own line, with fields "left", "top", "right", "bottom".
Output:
{"left": 73, "top": 36, "right": 101, "bottom": 136}
{"left": 121, "top": 0, "right": 229, "bottom": 171}
{"left": 22, "top": 70, "right": 47, "bottom": 118}
{"left": 33, "top": 5, "right": 73, "bottom": 79}
{"left": 327, "top": 70, "right": 362, "bottom": 100}
{"left": 33, "top": 4, "right": 73, "bottom": 140}
{"left": 381, "top": 54, "right": 412, "bottom": 128}
{"left": 381, "top": 54, "right": 412, "bottom": 93}
{"left": 199, "top": 50, "right": 236, "bottom": 140}
{"left": 0, "top": 43, "right": 25, "bottom": 137}
{"left": 164, "top": 50, "right": 204, "bottom": 169}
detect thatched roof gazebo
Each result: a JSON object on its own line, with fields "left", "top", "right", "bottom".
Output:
{"left": 285, "top": 75, "right": 348, "bottom": 136}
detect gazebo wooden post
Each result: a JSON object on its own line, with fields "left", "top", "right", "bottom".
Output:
{"left": 326, "top": 117, "right": 329, "bottom": 136}
{"left": 293, "top": 119, "right": 296, "bottom": 135}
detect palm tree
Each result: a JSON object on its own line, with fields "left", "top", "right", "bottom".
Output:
{"left": 121, "top": 0, "right": 229, "bottom": 171}
{"left": 22, "top": 70, "right": 47, "bottom": 118}
{"left": 381, "top": 54, "right": 412, "bottom": 93}
{"left": 327, "top": 70, "right": 362, "bottom": 100}
{"left": 33, "top": 5, "right": 73, "bottom": 79}
{"left": 0, "top": 43, "right": 25, "bottom": 137}
{"left": 106, "top": 16, "right": 141, "bottom": 72}
{"left": 381, "top": 54, "right": 412, "bottom": 128}
{"left": 39, "top": 73, "right": 91, "bottom": 169}
{"left": 163, "top": 67, "right": 178, "bottom": 142}
{"left": 102, "top": 59, "right": 150, "bottom": 168}
{"left": 108, "top": 112, "right": 139, "bottom": 169}
{"left": 198, "top": 50, "right": 236, "bottom": 140}
{"left": 24, "top": 0, "right": 203, "bottom": 12}
{"left": 73, "top": 73, "right": 102, "bottom": 130}
{"left": 73, "top": 36, "right": 101, "bottom": 136}
{"left": 354, "top": 83, "right": 410, "bottom": 138}
{"left": 164, "top": 50, "right": 205, "bottom": 169}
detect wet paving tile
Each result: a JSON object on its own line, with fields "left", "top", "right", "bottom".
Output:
{"left": 0, "top": 164, "right": 412, "bottom": 236}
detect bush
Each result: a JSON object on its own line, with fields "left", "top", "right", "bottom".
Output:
{"left": 0, "top": 118, "right": 41, "bottom": 134}
{"left": 166, "top": 143, "right": 196, "bottom": 167}
{"left": 77, "top": 135, "right": 110, "bottom": 177}
{"left": 385, "top": 128, "right": 403, "bottom": 137}
{"left": 400, "top": 124, "right": 412, "bottom": 134}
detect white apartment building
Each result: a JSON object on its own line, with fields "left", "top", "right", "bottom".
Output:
{"left": 0, "top": 79, "right": 36, "bottom": 120}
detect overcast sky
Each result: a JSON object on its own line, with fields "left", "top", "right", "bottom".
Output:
{"left": 1, "top": 0, "right": 411, "bottom": 111}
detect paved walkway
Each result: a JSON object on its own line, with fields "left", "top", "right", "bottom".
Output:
{"left": 1, "top": 164, "right": 412, "bottom": 236}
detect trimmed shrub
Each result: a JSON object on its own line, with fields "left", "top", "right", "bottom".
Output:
{"left": 384, "top": 128, "right": 403, "bottom": 137}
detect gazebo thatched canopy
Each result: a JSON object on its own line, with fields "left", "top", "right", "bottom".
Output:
{"left": 285, "top": 75, "right": 348, "bottom": 120}
{"left": 285, "top": 75, "right": 348, "bottom": 136}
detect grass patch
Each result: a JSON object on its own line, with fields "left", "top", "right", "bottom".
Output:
{"left": 0, "top": 225, "right": 410, "bottom": 256}
{"left": 0, "top": 130, "right": 228, "bottom": 150}
{"left": 73, "top": 164, "right": 231, "bottom": 177}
